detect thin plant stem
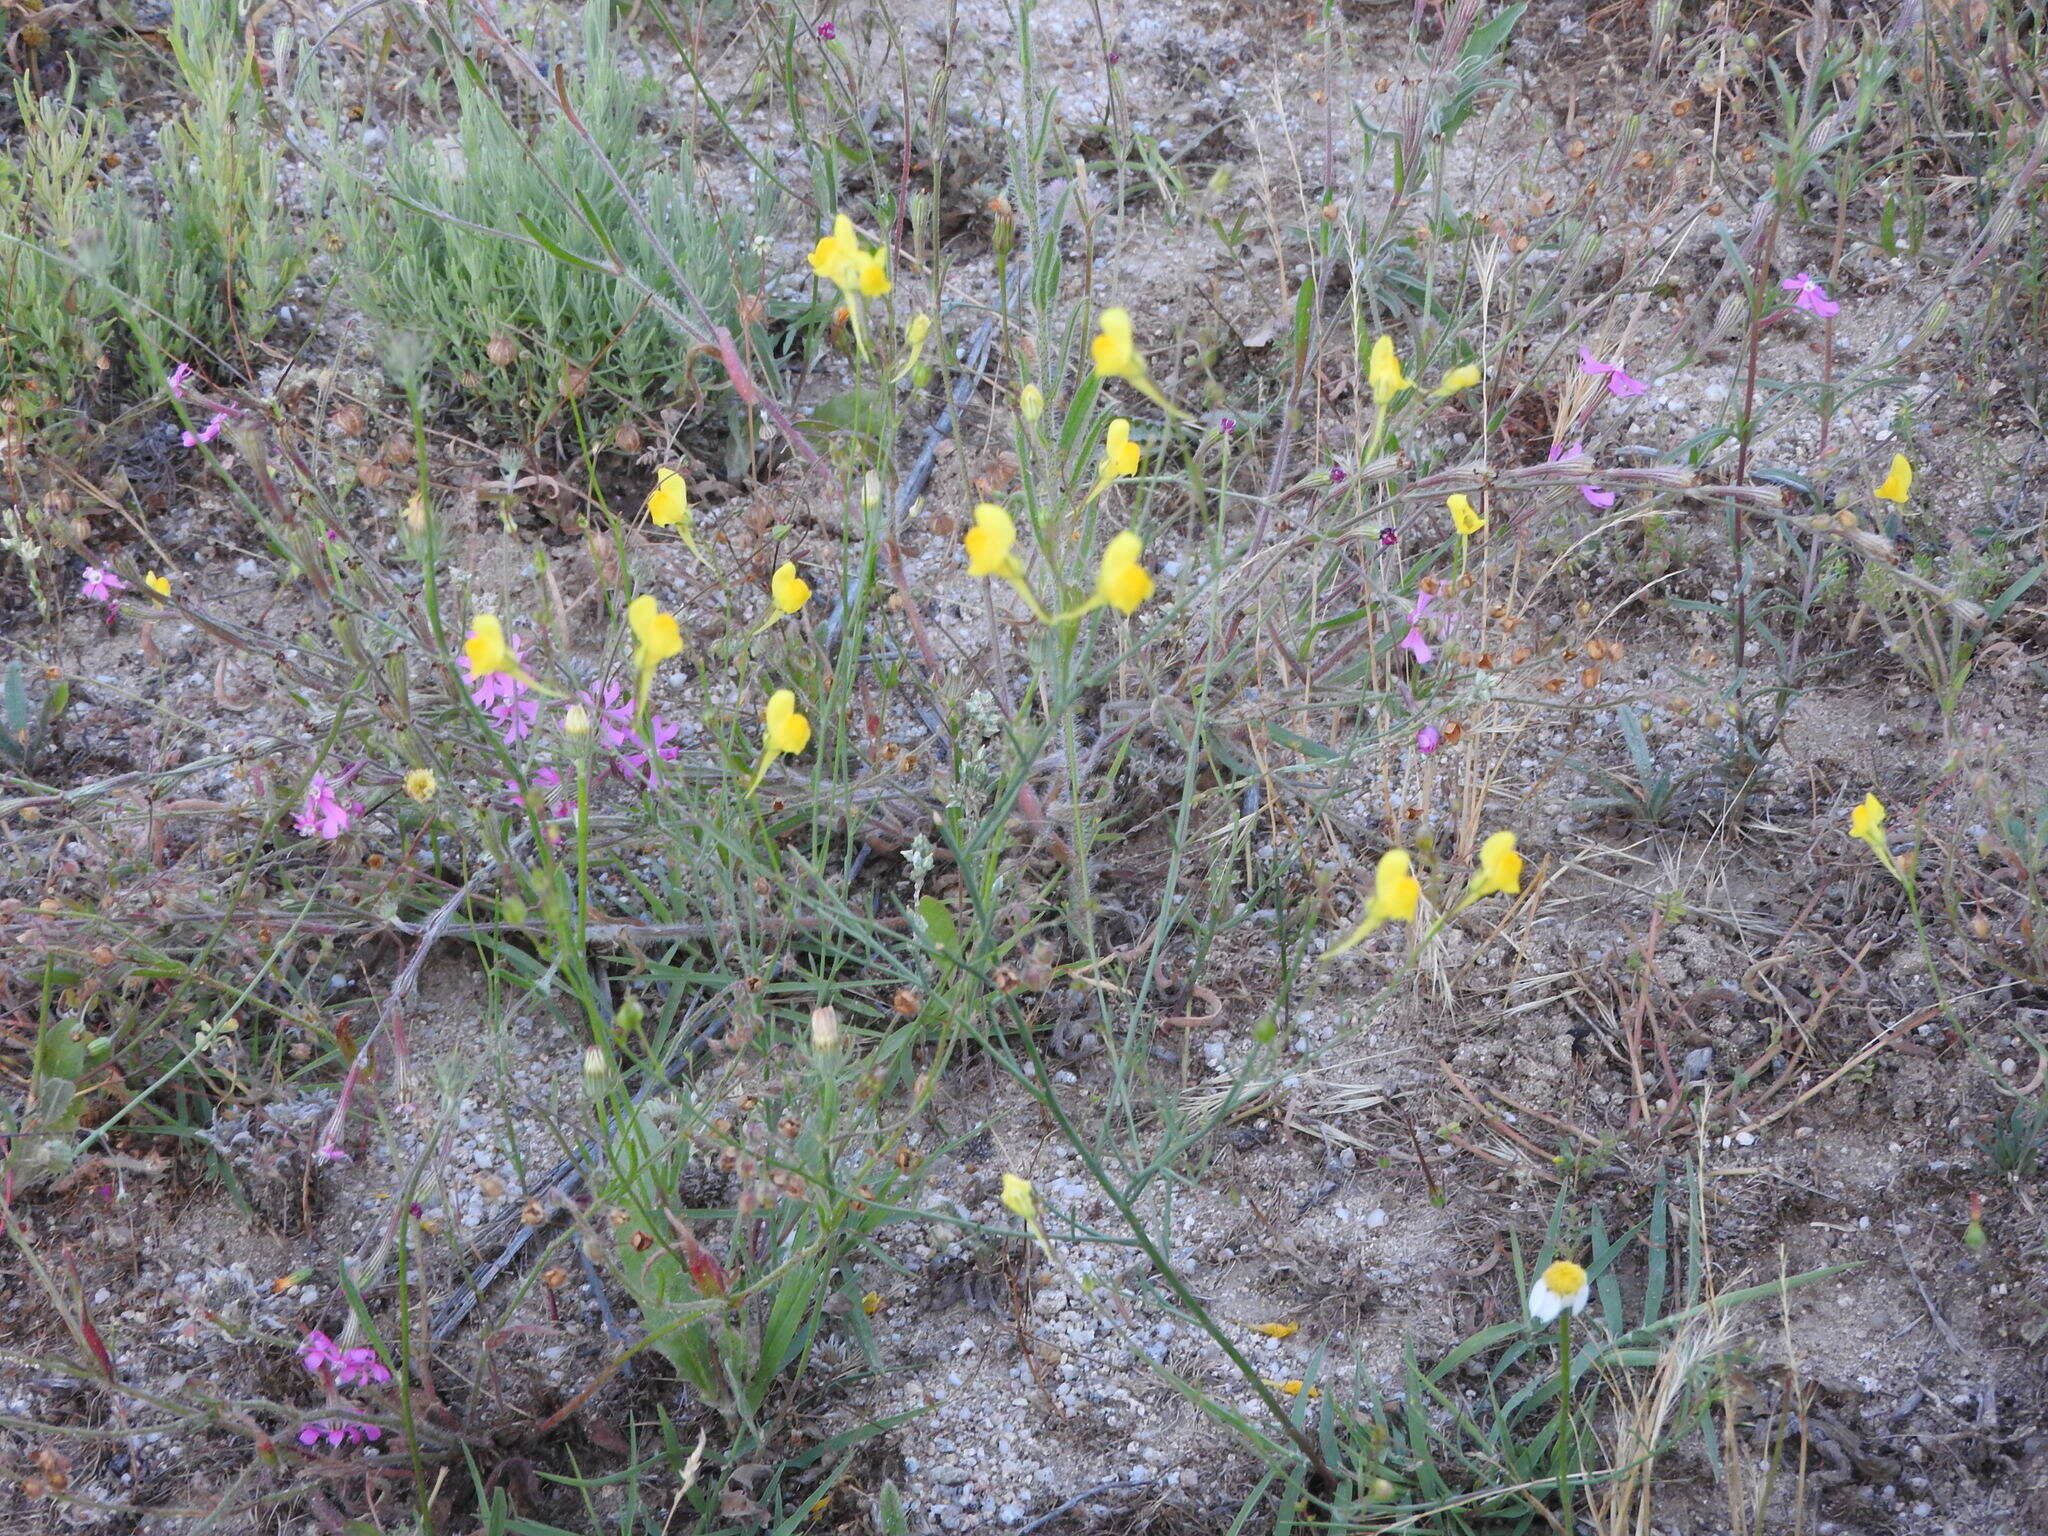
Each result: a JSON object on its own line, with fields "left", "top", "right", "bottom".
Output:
{"left": 1557, "top": 1308, "right": 1576, "bottom": 1532}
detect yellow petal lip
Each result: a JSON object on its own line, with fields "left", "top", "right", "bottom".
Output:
{"left": 628, "top": 595, "right": 683, "bottom": 688}
{"left": 964, "top": 503, "right": 1020, "bottom": 578}
{"left": 1095, "top": 531, "right": 1154, "bottom": 614}
{"left": 1874, "top": 453, "right": 1913, "bottom": 503}
{"left": 144, "top": 570, "right": 172, "bottom": 597}
{"left": 1434, "top": 363, "right": 1482, "bottom": 395}
{"left": 647, "top": 466, "right": 689, "bottom": 527}
{"left": 463, "top": 614, "right": 514, "bottom": 675}
{"left": 770, "top": 561, "right": 812, "bottom": 615}
{"left": 808, "top": 212, "right": 891, "bottom": 298}
{"left": 1368, "top": 335, "right": 1412, "bottom": 406}
{"left": 1447, "top": 493, "right": 1486, "bottom": 537}
{"left": 1091, "top": 307, "right": 1145, "bottom": 382}
{"left": 764, "top": 688, "right": 811, "bottom": 756}
{"left": 1470, "top": 830, "right": 1523, "bottom": 900}
{"left": 1099, "top": 419, "right": 1142, "bottom": 481}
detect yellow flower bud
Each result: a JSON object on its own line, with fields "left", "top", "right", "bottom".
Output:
{"left": 1001, "top": 1173, "right": 1037, "bottom": 1221}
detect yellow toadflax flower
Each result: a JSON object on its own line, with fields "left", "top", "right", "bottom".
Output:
{"left": 1001, "top": 1173, "right": 1037, "bottom": 1221}
{"left": 964, "top": 503, "right": 1050, "bottom": 619}
{"left": 464, "top": 615, "right": 523, "bottom": 682}
{"left": 1091, "top": 307, "right": 1145, "bottom": 383}
{"left": 1090, "top": 308, "right": 1177, "bottom": 415}
{"left": 770, "top": 561, "right": 812, "bottom": 617}
{"left": 1368, "top": 336, "right": 1413, "bottom": 408}
{"left": 1433, "top": 363, "right": 1483, "bottom": 396}
{"left": 744, "top": 689, "right": 812, "bottom": 792}
{"left": 403, "top": 768, "right": 437, "bottom": 803}
{"left": 1465, "top": 830, "right": 1523, "bottom": 904}
{"left": 627, "top": 594, "right": 682, "bottom": 711}
{"left": 808, "top": 213, "right": 891, "bottom": 298}
{"left": 646, "top": 466, "right": 706, "bottom": 564}
{"left": 1326, "top": 849, "right": 1422, "bottom": 957}
{"left": 1090, "top": 418, "right": 1142, "bottom": 498}
{"left": 1089, "top": 531, "right": 1155, "bottom": 616}
{"left": 1874, "top": 453, "right": 1913, "bottom": 503}
{"left": 964, "top": 503, "right": 1022, "bottom": 579}
{"left": 1447, "top": 493, "right": 1486, "bottom": 538}
{"left": 1528, "top": 1259, "right": 1590, "bottom": 1323}
{"left": 144, "top": 570, "right": 172, "bottom": 599}
{"left": 1246, "top": 1322, "right": 1299, "bottom": 1340}
{"left": 891, "top": 312, "right": 931, "bottom": 383}
{"left": 1849, "top": 792, "right": 1906, "bottom": 883}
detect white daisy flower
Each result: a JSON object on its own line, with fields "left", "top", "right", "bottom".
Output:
{"left": 1528, "top": 1260, "right": 1591, "bottom": 1323}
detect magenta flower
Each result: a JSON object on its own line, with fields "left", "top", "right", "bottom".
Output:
{"left": 294, "top": 774, "right": 362, "bottom": 840}
{"left": 299, "top": 1331, "right": 345, "bottom": 1376}
{"left": 1378, "top": 526, "right": 1398, "bottom": 548}
{"left": 1329, "top": 462, "right": 1348, "bottom": 485}
{"left": 1416, "top": 725, "right": 1441, "bottom": 754}
{"left": 81, "top": 567, "right": 127, "bottom": 604}
{"left": 297, "top": 1419, "right": 382, "bottom": 1449}
{"left": 1577, "top": 347, "right": 1648, "bottom": 398}
{"left": 506, "top": 767, "right": 574, "bottom": 840}
{"left": 490, "top": 696, "right": 540, "bottom": 745}
{"left": 617, "top": 714, "right": 681, "bottom": 787}
{"left": 1398, "top": 591, "right": 1434, "bottom": 665}
{"left": 578, "top": 683, "right": 638, "bottom": 751}
{"left": 181, "top": 410, "right": 234, "bottom": 448}
{"left": 1549, "top": 441, "right": 1616, "bottom": 509}
{"left": 167, "top": 362, "right": 194, "bottom": 399}
{"left": 337, "top": 1346, "right": 392, "bottom": 1387}
{"left": 1780, "top": 271, "right": 1839, "bottom": 319}
{"left": 816, "top": 20, "right": 835, "bottom": 38}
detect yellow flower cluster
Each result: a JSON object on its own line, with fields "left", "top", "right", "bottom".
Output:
{"left": 962, "top": 504, "right": 1154, "bottom": 623}
{"left": 808, "top": 213, "right": 891, "bottom": 299}
{"left": 1326, "top": 831, "right": 1523, "bottom": 957}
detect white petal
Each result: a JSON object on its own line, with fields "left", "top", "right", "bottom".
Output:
{"left": 1565, "top": 1285, "right": 1591, "bottom": 1316}
{"left": 1528, "top": 1282, "right": 1561, "bottom": 1323}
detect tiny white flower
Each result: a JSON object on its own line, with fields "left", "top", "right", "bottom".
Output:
{"left": 1528, "top": 1259, "right": 1591, "bottom": 1323}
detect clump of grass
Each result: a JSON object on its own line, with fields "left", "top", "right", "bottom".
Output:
{"left": 326, "top": 3, "right": 780, "bottom": 460}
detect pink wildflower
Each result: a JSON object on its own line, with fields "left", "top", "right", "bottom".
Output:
{"left": 816, "top": 20, "right": 835, "bottom": 38}
{"left": 616, "top": 714, "right": 681, "bottom": 787}
{"left": 167, "top": 363, "right": 194, "bottom": 399}
{"left": 297, "top": 1419, "right": 382, "bottom": 1449}
{"left": 337, "top": 1346, "right": 392, "bottom": 1387}
{"left": 1550, "top": 441, "right": 1616, "bottom": 509}
{"left": 294, "top": 774, "right": 363, "bottom": 840}
{"left": 489, "top": 696, "right": 540, "bottom": 745}
{"left": 181, "top": 410, "right": 234, "bottom": 448}
{"left": 506, "top": 767, "right": 574, "bottom": 839}
{"left": 81, "top": 567, "right": 127, "bottom": 604}
{"left": 1398, "top": 591, "right": 1434, "bottom": 666}
{"left": 299, "top": 1330, "right": 345, "bottom": 1376}
{"left": 1417, "top": 725, "right": 1441, "bottom": 754}
{"left": 1780, "top": 271, "right": 1839, "bottom": 319}
{"left": 578, "top": 684, "right": 638, "bottom": 751}
{"left": 1577, "top": 347, "right": 1648, "bottom": 398}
